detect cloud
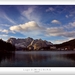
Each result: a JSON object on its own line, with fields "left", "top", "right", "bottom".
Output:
{"left": 65, "top": 14, "right": 73, "bottom": 18}
{"left": 46, "top": 27, "right": 64, "bottom": 36}
{"left": 64, "top": 21, "right": 75, "bottom": 29}
{"left": 46, "top": 7, "right": 55, "bottom": 12}
{"left": 0, "top": 24, "right": 10, "bottom": 27}
{"left": 22, "top": 7, "right": 34, "bottom": 19}
{"left": 2, "top": 29, "right": 9, "bottom": 34}
{"left": 51, "top": 20, "right": 61, "bottom": 24}
{"left": 62, "top": 31, "right": 75, "bottom": 37}
{"left": 46, "top": 26, "right": 75, "bottom": 38}
{"left": 69, "top": 22, "right": 75, "bottom": 27}
{"left": 0, "top": 34, "right": 9, "bottom": 41}
{"left": 0, "top": 29, "right": 9, "bottom": 34}
{"left": 9, "top": 21, "right": 44, "bottom": 32}
{"left": 65, "top": 15, "right": 69, "bottom": 18}
{"left": 9, "top": 21, "right": 46, "bottom": 38}
{"left": 0, "top": 11, "right": 16, "bottom": 24}
{"left": 9, "top": 20, "right": 75, "bottom": 40}
{"left": 4, "top": 14, "right": 16, "bottom": 24}
{"left": 22, "top": 6, "right": 39, "bottom": 21}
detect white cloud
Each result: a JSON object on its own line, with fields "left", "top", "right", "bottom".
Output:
{"left": 62, "top": 31, "right": 75, "bottom": 37}
{"left": 64, "top": 21, "right": 75, "bottom": 29}
{"left": 69, "top": 22, "right": 75, "bottom": 27}
{"left": 0, "top": 29, "right": 9, "bottom": 34}
{"left": 46, "top": 27, "right": 64, "bottom": 36}
{"left": 46, "top": 26, "right": 75, "bottom": 38}
{"left": 51, "top": 20, "right": 61, "bottom": 24}
{"left": 9, "top": 21, "right": 75, "bottom": 40}
{"left": 46, "top": 7, "right": 55, "bottom": 12}
{"left": 2, "top": 29, "right": 9, "bottom": 34}
{"left": 10, "top": 21, "right": 44, "bottom": 32}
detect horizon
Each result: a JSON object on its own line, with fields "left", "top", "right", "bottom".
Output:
{"left": 0, "top": 5, "right": 75, "bottom": 44}
{"left": 1, "top": 36, "right": 75, "bottom": 45}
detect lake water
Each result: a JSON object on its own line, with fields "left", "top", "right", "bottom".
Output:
{"left": 0, "top": 51, "right": 75, "bottom": 67}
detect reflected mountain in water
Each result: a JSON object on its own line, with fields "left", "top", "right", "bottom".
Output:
{"left": 0, "top": 51, "right": 75, "bottom": 67}
{"left": 15, "top": 52, "right": 51, "bottom": 67}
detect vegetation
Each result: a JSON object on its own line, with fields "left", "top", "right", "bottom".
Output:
{"left": 55, "top": 39, "right": 75, "bottom": 50}
{"left": 0, "top": 39, "right": 15, "bottom": 52}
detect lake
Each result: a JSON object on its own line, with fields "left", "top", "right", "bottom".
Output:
{"left": 0, "top": 51, "right": 75, "bottom": 67}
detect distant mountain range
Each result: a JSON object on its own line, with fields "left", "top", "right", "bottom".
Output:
{"left": 6, "top": 37, "right": 75, "bottom": 51}
{"left": 7, "top": 37, "right": 53, "bottom": 51}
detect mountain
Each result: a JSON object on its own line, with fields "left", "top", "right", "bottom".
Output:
{"left": 28, "top": 39, "right": 50, "bottom": 50}
{"left": 7, "top": 37, "right": 53, "bottom": 50}
{"left": 55, "top": 39, "right": 75, "bottom": 50}
{"left": 7, "top": 37, "right": 33, "bottom": 48}
{"left": 6, "top": 38, "right": 75, "bottom": 51}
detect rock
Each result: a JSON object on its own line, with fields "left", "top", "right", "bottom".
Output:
{"left": 7, "top": 37, "right": 53, "bottom": 50}
{"left": 28, "top": 46, "right": 34, "bottom": 51}
{"left": 33, "top": 40, "right": 48, "bottom": 50}
{"left": 7, "top": 38, "right": 16, "bottom": 44}
{"left": 7, "top": 37, "right": 33, "bottom": 48}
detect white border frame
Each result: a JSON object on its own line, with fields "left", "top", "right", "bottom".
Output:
{"left": 0, "top": 0, "right": 75, "bottom": 75}
{"left": 0, "top": 0, "right": 75, "bottom": 5}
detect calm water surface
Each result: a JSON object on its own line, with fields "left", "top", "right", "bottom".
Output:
{"left": 0, "top": 51, "right": 75, "bottom": 67}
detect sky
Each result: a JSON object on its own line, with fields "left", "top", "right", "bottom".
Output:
{"left": 0, "top": 5, "right": 75, "bottom": 44}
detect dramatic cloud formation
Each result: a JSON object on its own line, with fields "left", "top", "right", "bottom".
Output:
{"left": 51, "top": 20, "right": 61, "bottom": 24}
{"left": 9, "top": 20, "right": 75, "bottom": 39}
{"left": 1, "top": 5, "right": 75, "bottom": 43}
{"left": 10, "top": 21, "right": 44, "bottom": 32}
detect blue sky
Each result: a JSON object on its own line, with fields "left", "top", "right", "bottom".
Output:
{"left": 0, "top": 5, "right": 75, "bottom": 44}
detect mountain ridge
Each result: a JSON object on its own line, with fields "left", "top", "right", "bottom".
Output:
{"left": 7, "top": 37, "right": 75, "bottom": 51}
{"left": 7, "top": 37, "right": 53, "bottom": 50}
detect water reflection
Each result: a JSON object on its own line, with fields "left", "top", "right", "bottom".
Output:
{"left": 0, "top": 51, "right": 15, "bottom": 66}
{"left": 15, "top": 53, "right": 51, "bottom": 67}
{"left": 0, "top": 51, "right": 75, "bottom": 67}
{"left": 62, "top": 54, "right": 75, "bottom": 61}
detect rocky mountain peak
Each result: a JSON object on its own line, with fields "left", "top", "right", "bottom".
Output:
{"left": 7, "top": 37, "right": 53, "bottom": 50}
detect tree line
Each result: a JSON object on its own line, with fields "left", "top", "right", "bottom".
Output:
{"left": 0, "top": 39, "right": 15, "bottom": 52}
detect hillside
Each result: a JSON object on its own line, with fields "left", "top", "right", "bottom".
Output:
{"left": 55, "top": 39, "right": 75, "bottom": 50}
{"left": 0, "top": 39, "right": 15, "bottom": 52}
